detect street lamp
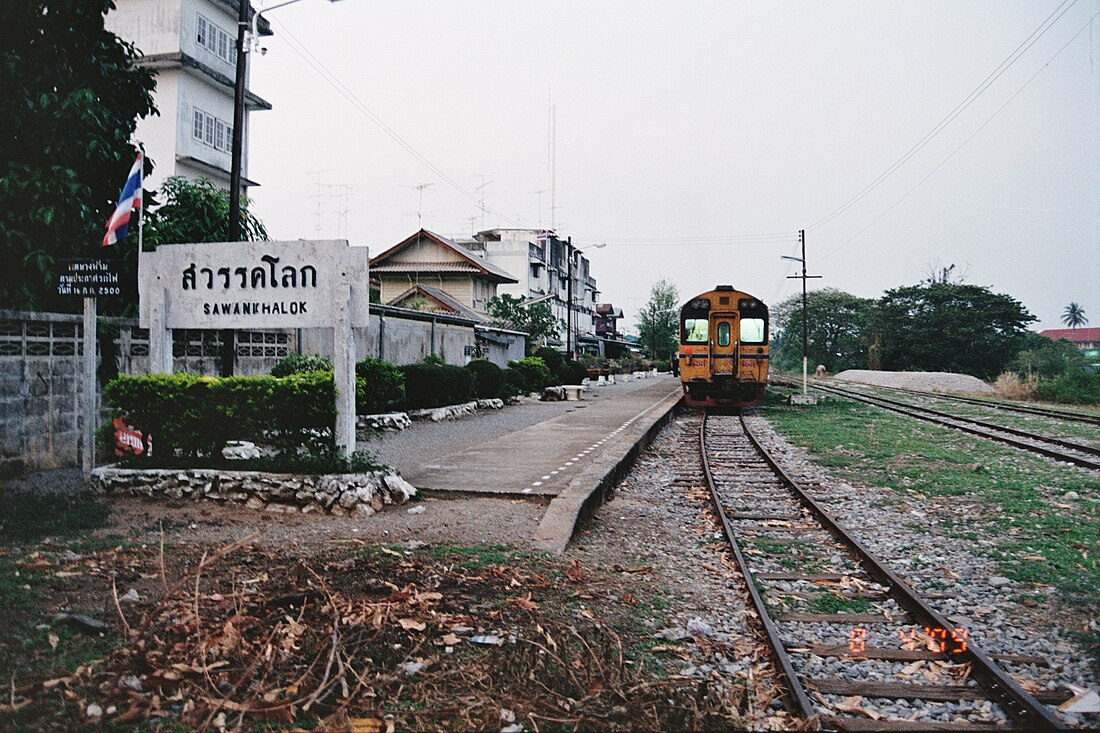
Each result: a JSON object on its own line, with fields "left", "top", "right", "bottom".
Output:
{"left": 781, "top": 229, "right": 821, "bottom": 395}
{"left": 565, "top": 240, "right": 605, "bottom": 359}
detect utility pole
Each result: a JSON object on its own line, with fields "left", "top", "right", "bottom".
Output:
{"left": 221, "top": 0, "right": 251, "bottom": 377}
{"left": 783, "top": 230, "right": 822, "bottom": 395}
{"left": 566, "top": 236, "right": 573, "bottom": 359}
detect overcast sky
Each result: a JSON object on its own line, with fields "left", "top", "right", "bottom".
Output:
{"left": 247, "top": 0, "right": 1099, "bottom": 333}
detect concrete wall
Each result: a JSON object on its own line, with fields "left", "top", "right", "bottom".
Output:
{"left": 0, "top": 311, "right": 295, "bottom": 474}
{"left": 300, "top": 307, "right": 510, "bottom": 368}
{"left": 1, "top": 307, "right": 524, "bottom": 473}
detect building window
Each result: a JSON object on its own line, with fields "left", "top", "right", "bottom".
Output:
{"left": 192, "top": 108, "right": 233, "bottom": 153}
{"left": 197, "top": 13, "right": 237, "bottom": 65}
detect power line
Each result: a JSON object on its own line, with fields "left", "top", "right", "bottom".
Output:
{"left": 577, "top": 232, "right": 799, "bottom": 247}
{"left": 267, "top": 18, "right": 522, "bottom": 228}
{"left": 821, "top": 8, "right": 1100, "bottom": 263}
{"left": 808, "top": 0, "right": 1080, "bottom": 232}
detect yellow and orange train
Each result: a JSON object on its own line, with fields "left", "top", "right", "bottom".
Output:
{"left": 676, "top": 286, "right": 769, "bottom": 408}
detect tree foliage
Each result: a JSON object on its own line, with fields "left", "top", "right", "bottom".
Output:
{"left": 486, "top": 294, "right": 558, "bottom": 351}
{"left": 771, "top": 288, "right": 875, "bottom": 373}
{"left": 0, "top": 0, "right": 156, "bottom": 312}
{"left": 145, "top": 176, "right": 268, "bottom": 247}
{"left": 1061, "top": 302, "right": 1088, "bottom": 329}
{"left": 636, "top": 278, "right": 680, "bottom": 361}
{"left": 874, "top": 282, "right": 1035, "bottom": 379}
{"left": 1011, "top": 333, "right": 1086, "bottom": 380}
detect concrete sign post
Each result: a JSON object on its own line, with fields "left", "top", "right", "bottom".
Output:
{"left": 139, "top": 240, "right": 369, "bottom": 455}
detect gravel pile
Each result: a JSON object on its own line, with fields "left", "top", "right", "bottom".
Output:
{"left": 833, "top": 369, "right": 995, "bottom": 394}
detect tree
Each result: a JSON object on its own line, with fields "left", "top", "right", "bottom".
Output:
{"left": 144, "top": 177, "right": 268, "bottom": 247}
{"left": 1012, "top": 333, "right": 1086, "bottom": 380}
{"left": 1061, "top": 302, "right": 1088, "bottom": 329}
{"left": 486, "top": 294, "right": 558, "bottom": 353}
{"left": 771, "top": 288, "right": 876, "bottom": 374}
{"left": 636, "top": 278, "right": 680, "bottom": 361}
{"left": 0, "top": 0, "right": 156, "bottom": 313}
{"left": 874, "top": 282, "right": 1035, "bottom": 380}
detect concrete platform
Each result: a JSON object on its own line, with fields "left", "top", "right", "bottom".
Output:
{"left": 403, "top": 378, "right": 680, "bottom": 496}
{"left": 398, "top": 377, "right": 683, "bottom": 553}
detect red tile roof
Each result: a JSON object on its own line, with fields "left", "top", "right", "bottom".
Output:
{"left": 1039, "top": 327, "right": 1100, "bottom": 343}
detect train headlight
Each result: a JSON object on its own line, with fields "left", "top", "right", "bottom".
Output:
{"left": 690, "top": 298, "right": 710, "bottom": 309}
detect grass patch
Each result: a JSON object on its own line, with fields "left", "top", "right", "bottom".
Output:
{"left": 0, "top": 487, "right": 117, "bottom": 729}
{"left": 0, "top": 490, "right": 110, "bottom": 544}
{"left": 763, "top": 392, "right": 1100, "bottom": 611}
{"left": 808, "top": 594, "right": 871, "bottom": 614}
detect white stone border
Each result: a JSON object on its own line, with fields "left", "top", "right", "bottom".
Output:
{"left": 90, "top": 466, "right": 417, "bottom": 517}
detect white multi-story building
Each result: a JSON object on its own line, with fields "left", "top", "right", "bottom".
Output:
{"left": 105, "top": 0, "right": 271, "bottom": 196}
{"left": 467, "top": 228, "right": 600, "bottom": 353}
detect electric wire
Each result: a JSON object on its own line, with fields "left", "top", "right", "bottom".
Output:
{"left": 267, "top": 17, "right": 523, "bottom": 228}
{"left": 820, "top": 8, "right": 1100, "bottom": 264}
{"left": 808, "top": 0, "right": 1080, "bottom": 233}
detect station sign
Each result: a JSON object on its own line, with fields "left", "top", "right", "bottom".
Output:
{"left": 54, "top": 258, "right": 134, "bottom": 298}
{"left": 138, "top": 239, "right": 369, "bottom": 329}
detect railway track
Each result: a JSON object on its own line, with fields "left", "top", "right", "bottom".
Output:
{"left": 868, "top": 385, "right": 1100, "bottom": 427}
{"left": 773, "top": 377, "right": 1100, "bottom": 472}
{"left": 699, "top": 411, "right": 1070, "bottom": 731}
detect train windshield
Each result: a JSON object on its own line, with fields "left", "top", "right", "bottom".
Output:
{"left": 682, "top": 317, "right": 708, "bottom": 344}
{"left": 740, "top": 318, "right": 766, "bottom": 343}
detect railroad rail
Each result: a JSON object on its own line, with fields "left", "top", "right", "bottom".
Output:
{"left": 699, "top": 411, "right": 1069, "bottom": 730}
{"left": 865, "top": 385, "right": 1100, "bottom": 427}
{"left": 773, "top": 377, "right": 1100, "bottom": 472}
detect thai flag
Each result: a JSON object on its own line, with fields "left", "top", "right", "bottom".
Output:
{"left": 102, "top": 152, "right": 143, "bottom": 247}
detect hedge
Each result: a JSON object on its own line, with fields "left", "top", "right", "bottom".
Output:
{"left": 508, "top": 356, "right": 551, "bottom": 392}
{"left": 466, "top": 359, "right": 504, "bottom": 399}
{"left": 400, "top": 362, "right": 476, "bottom": 409}
{"left": 356, "top": 357, "right": 406, "bottom": 413}
{"left": 103, "top": 372, "right": 336, "bottom": 459}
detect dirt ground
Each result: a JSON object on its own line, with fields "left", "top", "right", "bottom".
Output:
{"left": 1, "top": 455, "right": 783, "bottom": 732}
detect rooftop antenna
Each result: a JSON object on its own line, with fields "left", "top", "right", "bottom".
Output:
{"left": 308, "top": 169, "right": 333, "bottom": 236}
{"left": 549, "top": 99, "right": 557, "bottom": 230}
{"left": 533, "top": 189, "right": 547, "bottom": 229}
{"left": 473, "top": 175, "right": 492, "bottom": 231}
{"left": 400, "top": 182, "right": 434, "bottom": 287}
{"left": 399, "top": 182, "right": 435, "bottom": 229}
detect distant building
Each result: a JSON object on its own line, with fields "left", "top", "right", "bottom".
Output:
{"left": 370, "top": 229, "right": 518, "bottom": 316}
{"left": 105, "top": 0, "right": 272, "bottom": 196}
{"left": 466, "top": 228, "right": 600, "bottom": 354}
{"left": 594, "top": 303, "right": 633, "bottom": 358}
{"left": 595, "top": 304, "right": 623, "bottom": 340}
{"left": 1039, "top": 327, "right": 1100, "bottom": 362}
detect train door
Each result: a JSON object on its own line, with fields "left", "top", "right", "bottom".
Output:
{"left": 711, "top": 314, "right": 737, "bottom": 375}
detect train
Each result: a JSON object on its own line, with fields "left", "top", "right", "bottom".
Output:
{"left": 675, "top": 286, "right": 769, "bottom": 408}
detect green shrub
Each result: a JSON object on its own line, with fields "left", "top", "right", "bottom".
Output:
{"left": 103, "top": 372, "right": 337, "bottom": 459}
{"left": 466, "top": 359, "right": 504, "bottom": 399}
{"left": 534, "top": 347, "right": 565, "bottom": 385}
{"left": 400, "top": 363, "right": 476, "bottom": 408}
{"left": 501, "top": 367, "right": 528, "bottom": 398}
{"left": 561, "top": 358, "right": 589, "bottom": 385}
{"left": 271, "top": 353, "right": 333, "bottom": 377}
{"left": 355, "top": 357, "right": 405, "bottom": 413}
{"left": 508, "top": 356, "right": 551, "bottom": 392}
{"left": 1034, "top": 369, "right": 1100, "bottom": 405}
